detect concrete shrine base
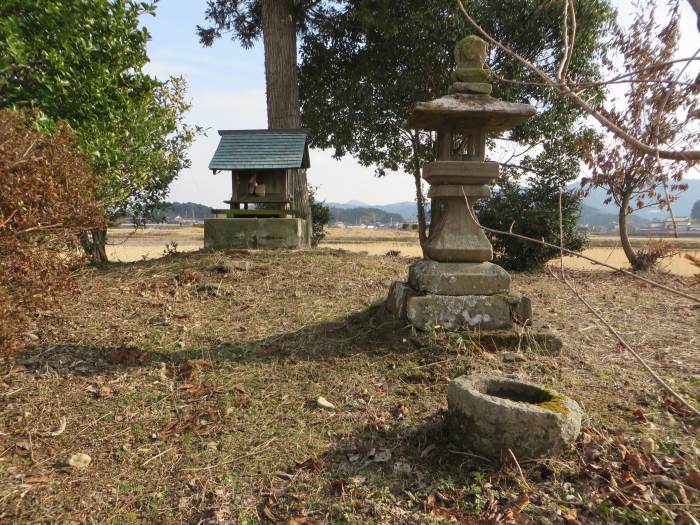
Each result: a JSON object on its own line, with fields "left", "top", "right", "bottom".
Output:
{"left": 386, "top": 281, "right": 531, "bottom": 331}
{"left": 204, "top": 218, "right": 307, "bottom": 250}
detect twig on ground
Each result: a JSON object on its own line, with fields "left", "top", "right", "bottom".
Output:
{"left": 183, "top": 437, "right": 276, "bottom": 472}
{"left": 142, "top": 446, "right": 174, "bottom": 467}
{"left": 508, "top": 448, "right": 531, "bottom": 491}
{"left": 447, "top": 449, "right": 492, "bottom": 463}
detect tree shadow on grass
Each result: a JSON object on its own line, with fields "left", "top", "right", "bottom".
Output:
{"left": 14, "top": 303, "right": 426, "bottom": 377}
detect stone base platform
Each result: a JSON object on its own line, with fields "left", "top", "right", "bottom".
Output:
{"left": 409, "top": 260, "right": 510, "bottom": 296}
{"left": 386, "top": 281, "right": 532, "bottom": 331}
{"left": 204, "top": 218, "right": 307, "bottom": 250}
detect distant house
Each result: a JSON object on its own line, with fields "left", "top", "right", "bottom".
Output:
{"left": 664, "top": 216, "right": 691, "bottom": 230}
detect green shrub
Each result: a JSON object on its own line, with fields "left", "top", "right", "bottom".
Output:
{"left": 308, "top": 185, "right": 330, "bottom": 247}
{"left": 475, "top": 178, "right": 587, "bottom": 272}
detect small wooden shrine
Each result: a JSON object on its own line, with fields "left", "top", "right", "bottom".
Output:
{"left": 204, "top": 129, "right": 310, "bottom": 250}
{"left": 208, "top": 129, "right": 311, "bottom": 219}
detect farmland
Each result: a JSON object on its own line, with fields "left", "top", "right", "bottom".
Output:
{"left": 106, "top": 227, "right": 700, "bottom": 276}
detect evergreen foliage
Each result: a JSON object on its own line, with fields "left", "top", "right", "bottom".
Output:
{"left": 298, "top": 0, "right": 613, "bottom": 266}
{"left": 329, "top": 207, "right": 403, "bottom": 226}
{"left": 0, "top": 0, "right": 199, "bottom": 227}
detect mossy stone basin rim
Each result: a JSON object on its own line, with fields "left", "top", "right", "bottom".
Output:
{"left": 447, "top": 374, "right": 582, "bottom": 462}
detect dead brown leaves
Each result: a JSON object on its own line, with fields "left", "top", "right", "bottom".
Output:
{"left": 0, "top": 109, "right": 104, "bottom": 359}
{"left": 159, "top": 412, "right": 218, "bottom": 441}
{"left": 287, "top": 516, "right": 319, "bottom": 525}
{"left": 576, "top": 427, "right": 699, "bottom": 515}
{"left": 423, "top": 491, "right": 533, "bottom": 525}
{"left": 107, "top": 347, "right": 148, "bottom": 366}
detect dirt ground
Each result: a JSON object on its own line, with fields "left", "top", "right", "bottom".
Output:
{"left": 1, "top": 245, "right": 698, "bottom": 524}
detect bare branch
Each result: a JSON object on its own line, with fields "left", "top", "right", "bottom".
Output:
{"left": 456, "top": 0, "right": 700, "bottom": 161}
{"left": 460, "top": 188, "right": 700, "bottom": 304}
{"left": 689, "top": 0, "right": 700, "bottom": 32}
{"left": 0, "top": 210, "right": 18, "bottom": 230}
{"left": 551, "top": 189, "right": 700, "bottom": 418}
{"left": 547, "top": 266, "right": 700, "bottom": 418}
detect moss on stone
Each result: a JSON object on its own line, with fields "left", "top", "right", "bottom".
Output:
{"left": 536, "top": 393, "right": 569, "bottom": 414}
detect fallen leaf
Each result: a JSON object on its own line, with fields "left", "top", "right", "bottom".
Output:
{"left": 394, "top": 404, "right": 409, "bottom": 420}
{"left": 393, "top": 461, "right": 412, "bottom": 474}
{"left": 632, "top": 409, "right": 648, "bottom": 423}
{"left": 638, "top": 437, "right": 657, "bottom": 453}
{"left": 67, "top": 453, "right": 91, "bottom": 469}
{"left": 330, "top": 478, "right": 345, "bottom": 497}
{"left": 287, "top": 517, "right": 319, "bottom": 525}
{"left": 262, "top": 505, "right": 276, "bottom": 521}
{"left": 561, "top": 509, "right": 577, "bottom": 520}
{"left": 626, "top": 453, "right": 645, "bottom": 472}
{"left": 513, "top": 493, "right": 530, "bottom": 511}
{"left": 24, "top": 475, "right": 51, "bottom": 484}
{"left": 295, "top": 457, "right": 323, "bottom": 472}
{"left": 685, "top": 470, "right": 700, "bottom": 490}
{"left": 367, "top": 448, "right": 391, "bottom": 462}
{"left": 316, "top": 396, "right": 335, "bottom": 410}
{"left": 108, "top": 347, "right": 146, "bottom": 365}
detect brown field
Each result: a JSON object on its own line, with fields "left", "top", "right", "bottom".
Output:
{"left": 106, "top": 227, "right": 700, "bottom": 276}
{"left": 106, "top": 227, "right": 204, "bottom": 262}
{"left": 1, "top": 230, "right": 699, "bottom": 523}
{"left": 324, "top": 228, "right": 700, "bottom": 276}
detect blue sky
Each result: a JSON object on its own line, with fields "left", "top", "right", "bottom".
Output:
{"left": 142, "top": 0, "right": 412, "bottom": 207}
{"left": 141, "top": 1, "right": 700, "bottom": 208}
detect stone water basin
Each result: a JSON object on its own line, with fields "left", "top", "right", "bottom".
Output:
{"left": 447, "top": 375, "right": 582, "bottom": 462}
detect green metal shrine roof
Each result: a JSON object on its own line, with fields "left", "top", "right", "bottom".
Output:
{"left": 208, "top": 129, "right": 310, "bottom": 171}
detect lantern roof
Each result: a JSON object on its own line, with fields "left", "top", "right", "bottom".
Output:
{"left": 404, "top": 94, "right": 536, "bottom": 133}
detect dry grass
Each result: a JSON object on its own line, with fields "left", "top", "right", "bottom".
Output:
{"left": 1, "top": 246, "right": 698, "bottom": 524}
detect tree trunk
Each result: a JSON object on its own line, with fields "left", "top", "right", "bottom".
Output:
{"left": 262, "top": 0, "right": 301, "bottom": 129}
{"left": 261, "top": 0, "right": 311, "bottom": 246}
{"left": 619, "top": 193, "right": 638, "bottom": 269}
{"left": 78, "top": 229, "right": 109, "bottom": 264}
{"left": 411, "top": 133, "right": 428, "bottom": 244}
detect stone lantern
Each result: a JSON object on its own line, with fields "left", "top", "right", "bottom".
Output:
{"left": 387, "top": 36, "right": 536, "bottom": 331}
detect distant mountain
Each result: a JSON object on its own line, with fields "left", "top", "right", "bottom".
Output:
{"left": 329, "top": 206, "right": 404, "bottom": 225}
{"left": 579, "top": 204, "right": 649, "bottom": 226}
{"left": 571, "top": 179, "right": 700, "bottom": 219}
{"left": 327, "top": 201, "right": 419, "bottom": 221}
{"left": 327, "top": 200, "right": 371, "bottom": 210}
